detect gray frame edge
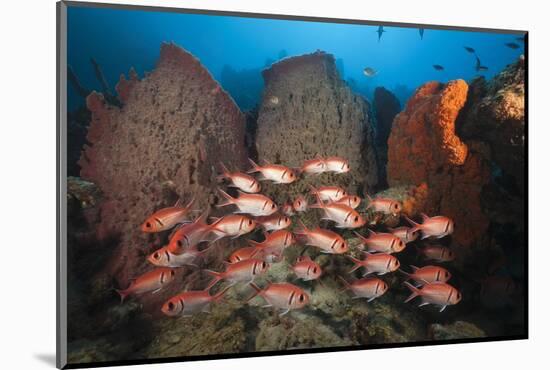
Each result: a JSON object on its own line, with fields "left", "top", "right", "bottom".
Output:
{"left": 57, "top": 1, "right": 68, "bottom": 369}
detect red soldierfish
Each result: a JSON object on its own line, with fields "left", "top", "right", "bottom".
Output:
{"left": 148, "top": 244, "right": 208, "bottom": 268}
{"left": 295, "top": 220, "right": 348, "bottom": 254}
{"left": 406, "top": 214, "right": 454, "bottom": 239}
{"left": 301, "top": 158, "right": 327, "bottom": 175}
{"left": 403, "top": 281, "right": 462, "bottom": 312}
{"left": 255, "top": 213, "right": 292, "bottom": 231}
{"left": 115, "top": 267, "right": 176, "bottom": 303}
{"left": 310, "top": 185, "right": 347, "bottom": 201}
{"left": 418, "top": 245, "right": 455, "bottom": 262}
{"left": 281, "top": 201, "right": 295, "bottom": 216}
{"left": 365, "top": 195, "right": 402, "bottom": 215}
{"left": 209, "top": 214, "right": 257, "bottom": 241}
{"left": 293, "top": 195, "right": 308, "bottom": 212}
{"left": 311, "top": 194, "right": 365, "bottom": 229}
{"left": 247, "top": 158, "right": 297, "bottom": 184}
{"left": 331, "top": 195, "right": 362, "bottom": 209}
{"left": 166, "top": 212, "right": 210, "bottom": 254}
{"left": 248, "top": 282, "right": 309, "bottom": 316}
{"left": 161, "top": 286, "right": 231, "bottom": 317}
{"left": 206, "top": 258, "right": 269, "bottom": 289}
{"left": 217, "top": 162, "right": 261, "bottom": 193}
{"left": 325, "top": 156, "right": 350, "bottom": 173}
{"left": 349, "top": 252, "right": 400, "bottom": 276}
{"left": 141, "top": 197, "right": 195, "bottom": 233}
{"left": 339, "top": 276, "right": 388, "bottom": 302}
{"left": 250, "top": 230, "right": 295, "bottom": 262}
{"left": 354, "top": 230, "right": 406, "bottom": 253}
{"left": 217, "top": 188, "right": 278, "bottom": 216}
{"left": 389, "top": 226, "right": 419, "bottom": 243}
{"left": 400, "top": 265, "right": 451, "bottom": 286}
{"left": 292, "top": 256, "right": 322, "bottom": 281}
{"left": 228, "top": 246, "right": 259, "bottom": 263}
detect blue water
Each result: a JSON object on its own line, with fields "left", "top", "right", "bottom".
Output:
{"left": 67, "top": 6, "right": 524, "bottom": 111}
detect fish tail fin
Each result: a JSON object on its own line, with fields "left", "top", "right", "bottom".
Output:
{"left": 216, "top": 162, "right": 230, "bottom": 181}
{"left": 216, "top": 188, "right": 235, "bottom": 208}
{"left": 247, "top": 158, "right": 260, "bottom": 174}
{"left": 115, "top": 289, "right": 129, "bottom": 304}
{"left": 398, "top": 269, "right": 411, "bottom": 280}
{"left": 204, "top": 270, "right": 223, "bottom": 290}
{"left": 337, "top": 275, "right": 351, "bottom": 292}
{"left": 212, "top": 284, "right": 232, "bottom": 302}
{"left": 353, "top": 231, "right": 369, "bottom": 243}
{"left": 295, "top": 219, "right": 309, "bottom": 234}
{"left": 348, "top": 256, "right": 363, "bottom": 273}
{"left": 309, "top": 191, "right": 325, "bottom": 210}
{"left": 403, "top": 281, "right": 421, "bottom": 303}
{"left": 404, "top": 216, "right": 421, "bottom": 234}
{"left": 246, "top": 282, "right": 262, "bottom": 302}
{"left": 420, "top": 213, "right": 430, "bottom": 222}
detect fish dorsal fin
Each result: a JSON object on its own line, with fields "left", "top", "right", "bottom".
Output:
{"left": 195, "top": 209, "right": 209, "bottom": 224}
{"left": 174, "top": 198, "right": 182, "bottom": 208}
{"left": 248, "top": 240, "right": 261, "bottom": 247}
{"left": 420, "top": 213, "right": 430, "bottom": 222}
{"left": 367, "top": 229, "right": 377, "bottom": 236}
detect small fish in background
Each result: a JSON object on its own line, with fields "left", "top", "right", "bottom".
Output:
{"left": 331, "top": 195, "right": 362, "bottom": 209}
{"left": 338, "top": 276, "right": 388, "bottom": 302}
{"left": 505, "top": 42, "right": 520, "bottom": 49}
{"left": 161, "top": 286, "right": 231, "bottom": 317}
{"left": 248, "top": 282, "right": 309, "bottom": 316}
{"left": 405, "top": 213, "right": 454, "bottom": 239}
{"left": 400, "top": 265, "right": 452, "bottom": 286}
{"left": 269, "top": 96, "right": 279, "bottom": 105}
{"left": 148, "top": 244, "right": 209, "bottom": 268}
{"left": 115, "top": 267, "right": 176, "bottom": 303}
{"left": 228, "top": 246, "right": 259, "bottom": 263}
{"left": 167, "top": 212, "right": 211, "bottom": 254}
{"left": 301, "top": 158, "right": 327, "bottom": 174}
{"left": 217, "top": 162, "right": 261, "bottom": 193}
{"left": 388, "top": 226, "right": 419, "bottom": 243}
{"left": 376, "top": 25, "right": 385, "bottom": 42}
{"left": 363, "top": 67, "right": 378, "bottom": 77}
{"left": 293, "top": 195, "right": 308, "bottom": 213}
{"left": 255, "top": 213, "right": 292, "bottom": 231}
{"left": 310, "top": 185, "right": 347, "bottom": 201}
{"left": 217, "top": 188, "right": 278, "bottom": 216}
{"left": 365, "top": 194, "right": 402, "bottom": 215}
{"left": 325, "top": 156, "right": 351, "bottom": 173}
{"left": 433, "top": 64, "right": 445, "bottom": 71}
{"left": 464, "top": 46, "right": 476, "bottom": 54}
{"left": 295, "top": 220, "right": 348, "bottom": 254}
{"left": 417, "top": 244, "right": 455, "bottom": 262}
{"left": 292, "top": 255, "right": 322, "bottom": 281}
{"left": 475, "top": 56, "right": 489, "bottom": 72}
{"left": 348, "top": 252, "right": 400, "bottom": 276}
{"left": 311, "top": 194, "right": 366, "bottom": 229}
{"left": 403, "top": 281, "right": 462, "bottom": 312}
{"left": 208, "top": 214, "right": 257, "bottom": 241}
{"left": 419, "top": 28, "right": 425, "bottom": 40}
{"left": 247, "top": 158, "right": 297, "bottom": 184}
{"left": 354, "top": 230, "right": 406, "bottom": 254}
{"left": 516, "top": 36, "right": 525, "bottom": 42}
{"left": 141, "top": 197, "right": 195, "bottom": 233}
{"left": 205, "top": 258, "right": 270, "bottom": 289}
{"left": 281, "top": 201, "right": 295, "bottom": 216}
{"left": 249, "top": 230, "right": 295, "bottom": 262}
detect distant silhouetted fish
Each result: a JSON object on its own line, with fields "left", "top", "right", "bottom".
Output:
{"left": 516, "top": 36, "right": 525, "bottom": 42}
{"left": 377, "top": 26, "right": 385, "bottom": 42}
{"left": 464, "top": 46, "right": 476, "bottom": 54}
{"left": 432, "top": 64, "right": 444, "bottom": 71}
{"left": 475, "top": 56, "right": 489, "bottom": 72}
{"left": 505, "top": 42, "right": 520, "bottom": 49}
{"left": 363, "top": 67, "right": 378, "bottom": 77}
{"left": 419, "top": 28, "right": 425, "bottom": 40}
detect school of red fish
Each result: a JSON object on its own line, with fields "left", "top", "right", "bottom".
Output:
{"left": 116, "top": 156, "right": 461, "bottom": 317}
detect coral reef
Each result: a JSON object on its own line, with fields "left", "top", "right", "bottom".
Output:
{"left": 429, "top": 321, "right": 486, "bottom": 340}
{"left": 373, "top": 87, "right": 401, "bottom": 187}
{"left": 78, "top": 42, "right": 248, "bottom": 306}
{"left": 387, "top": 80, "right": 490, "bottom": 248}
{"left": 254, "top": 51, "right": 379, "bottom": 208}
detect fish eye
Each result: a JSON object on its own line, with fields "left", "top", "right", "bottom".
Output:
{"left": 153, "top": 252, "right": 160, "bottom": 259}
{"left": 170, "top": 270, "right": 175, "bottom": 277}
{"left": 177, "top": 240, "right": 183, "bottom": 248}
{"left": 299, "top": 294, "right": 304, "bottom": 302}
{"left": 341, "top": 242, "right": 346, "bottom": 250}
{"left": 313, "top": 267, "right": 318, "bottom": 274}
{"left": 167, "top": 302, "right": 175, "bottom": 311}
{"left": 457, "top": 292, "right": 461, "bottom": 300}
{"left": 399, "top": 240, "right": 404, "bottom": 246}
{"left": 248, "top": 220, "right": 253, "bottom": 226}
{"left": 354, "top": 216, "right": 358, "bottom": 222}
{"left": 271, "top": 204, "right": 276, "bottom": 209}
{"left": 262, "top": 261, "right": 267, "bottom": 268}
{"left": 285, "top": 217, "right": 289, "bottom": 223}
{"left": 145, "top": 222, "right": 151, "bottom": 228}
